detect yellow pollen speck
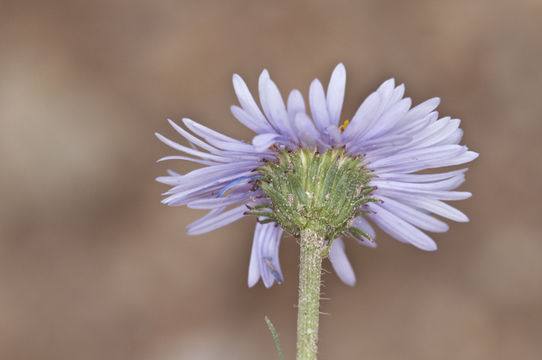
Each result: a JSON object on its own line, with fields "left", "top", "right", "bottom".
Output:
{"left": 339, "top": 119, "right": 350, "bottom": 133}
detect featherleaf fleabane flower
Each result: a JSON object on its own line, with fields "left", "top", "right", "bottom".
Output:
{"left": 156, "top": 63, "right": 478, "bottom": 288}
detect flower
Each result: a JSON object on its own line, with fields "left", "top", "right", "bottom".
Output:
{"left": 156, "top": 63, "right": 478, "bottom": 288}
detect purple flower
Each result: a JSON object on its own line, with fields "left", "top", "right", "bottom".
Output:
{"left": 156, "top": 63, "right": 478, "bottom": 288}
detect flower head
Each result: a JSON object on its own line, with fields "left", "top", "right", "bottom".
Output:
{"left": 156, "top": 63, "right": 478, "bottom": 288}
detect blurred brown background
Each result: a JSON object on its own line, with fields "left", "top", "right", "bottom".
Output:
{"left": 1, "top": 0, "right": 541, "bottom": 359}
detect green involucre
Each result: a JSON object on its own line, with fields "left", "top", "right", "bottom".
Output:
{"left": 248, "top": 148, "right": 376, "bottom": 241}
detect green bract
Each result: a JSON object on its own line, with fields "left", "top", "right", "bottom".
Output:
{"left": 248, "top": 148, "right": 377, "bottom": 242}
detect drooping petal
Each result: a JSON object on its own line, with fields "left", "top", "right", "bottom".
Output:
{"left": 248, "top": 225, "right": 261, "bottom": 287}
{"left": 328, "top": 238, "right": 356, "bottom": 286}
{"left": 248, "top": 222, "right": 284, "bottom": 288}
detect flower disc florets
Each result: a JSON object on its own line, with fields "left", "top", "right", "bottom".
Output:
{"left": 249, "top": 148, "right": 376, "bottom": 241}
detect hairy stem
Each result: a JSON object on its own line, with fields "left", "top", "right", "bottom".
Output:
{"left": 296, "top": 228, "right": 325, "bottom": 360}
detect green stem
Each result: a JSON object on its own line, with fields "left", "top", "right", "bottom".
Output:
{"left": 296, "top": 228, "right": 325, "bottom": 360}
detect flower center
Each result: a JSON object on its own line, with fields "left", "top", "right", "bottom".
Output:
{"left": 249, "top": 148, "right": 376, "bottom": 240}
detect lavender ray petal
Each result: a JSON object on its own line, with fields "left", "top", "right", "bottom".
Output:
{"left": 155, "top": 133, "right": 230, "bottom": 162}
{"left": 353, "top": 216, "right": 376, "bottom": 239}
{"left": 186, "top": 204, "right": 247, "bottom": 235}
{"left": 379, "top": 168, "right": 468, "bottom": 183}
{"left": 362, "top": 98, "right": 411, "bottom": 140}
{"left": 351, "top": 216, "right": 377, "bottom": 247}
{"left": 230, "top": 105, "right": 271, "bottom": 134}
{"left": 287, "top": 89, "right": 306, "bottom": 120}
{"left": 378, "top": 195, "right": 449, "bottom": 233}
{"left": 175, "top": 122, "right": 270, "bottom": 157}
{"left": 367, "top": 203, "right": 438, "bottom": 251}
{"left": 185, "top": 207, "right": 226, "bottom": 229}
{"left": 376, "top": 78, "right": 395, "bottom": 98}
{"left": 257, "top": 69, "right": 283, "bottom": 133}
{"left": 248, "top": 224, "right": 262, "bottom": 287}
{"left": 309, "top": 78, "right": 331, "bottom": 133}
{"left": 326, "top": 63, "right": 346, "bottom": 127}
{"left": 187, "top": 190, "right": 254, "bottom": 210}
{"left": 325, "top": 125, "right": 342, "bottom": 145}
{"left": 262, "top": 78, "right": 295, "bottom": 139}
{"left": 374, "top": 186, "right": 472, "bottom": 201}
{"left": 156, "top": 175, "right": 183, "bottom": 186}
{"left": 439, "top": 128, "right": 464, "bottom": 145}
{"left": 165, "top": 161, "right": 258, "bottom": 191}
{"left": 368, "top": 145, "right": 468, "bottom": 172}
{"left": 156, "top": 155, "right": 217, "bottom": 166}
{"left": 167, "top": 119, "right": 222, "bottom": 154}
{"left": 257, "top": 222, "right": 284, "bottom": 288}
{"left": 294, "top": 112, "right": 320, "bottom": 148}
{"left": 232, "top": 73, "right": 273, "bottom": 131}
{"left": 162, "top": 170, "right": 256, "bottom": 204}
{"left": 389, "top": 83, "right": 405, "bottom": 105}
{"left": 431, "top": 150, "right": 479, "bottom": 168}
{"left": 399, "top": 111, "right": 439, "bottom": 136}
{"left": 372, "top": 174, "right": 466, "bottom": 192}
{"left": 411, "top": 118, "right": 461, "bottom": 148}
{"left": 252, "top": 133, "right": 282, "bottom": 152}
{"left": 342, "top": 91, "right": 381, "bottom": 141}
{"left": 396, "top": 97, "right": 440, "bottom": 128}
{"left": 328, "top": 237, "right": 356, "bottom": 286}
{"left": 399, "top": 196, "right": 469, "bottom": 222}
{"left": 182, "top": 118, "right": 242, "bottom": 144}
